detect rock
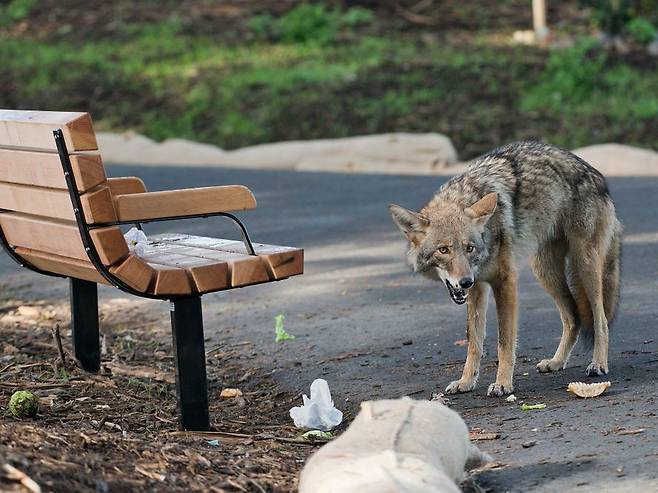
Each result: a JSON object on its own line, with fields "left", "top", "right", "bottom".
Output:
{"left": 573, "top": 144, "right": 658, "bottom": 176}
{"left": 512, "top": 30, "right": 536, "bottom": 45}
{"left": 17, "top": 306, "right": 40, "bottom": 320}
{"left": 648, "top": 39, "right": 658, "bottom": 57}
{"left": 299, "top": 397, "right": 490, "bottom": 493}
{"left": 97, "top": 132, "right": 459, "bottom": 174}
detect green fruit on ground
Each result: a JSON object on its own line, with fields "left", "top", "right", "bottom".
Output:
{"left": 9, "top": 390, "right": 39, "bottom": 419}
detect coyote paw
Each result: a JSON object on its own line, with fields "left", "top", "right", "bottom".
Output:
{"left": 536, "top": 358, "right": 565, "bottom": 373}
{"left": 586, "top": 362, "right": 608, "bottom": 376}
{"left": 487, "top": 382, "right": 513, "bottom": 397}
{"left": 445, "top": 379, "right": 476, "bottom": 395}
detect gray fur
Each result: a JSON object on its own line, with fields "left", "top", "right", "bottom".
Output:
{"left": 390, "top": 141, "right": 622, "bottom": 396}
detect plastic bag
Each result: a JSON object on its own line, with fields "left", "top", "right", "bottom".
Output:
{"left": 124, "top": 227, "right": 148, "bottom": 256}
{"left": 290, "top": 379, "right": 343, "bottom": 431}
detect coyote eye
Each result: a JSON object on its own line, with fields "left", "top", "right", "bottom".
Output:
{"left": 466, "top": 245, "right": 474, "bottom": 253}
{"left": 438, "top": 246, "right": 449, "bottom": 255}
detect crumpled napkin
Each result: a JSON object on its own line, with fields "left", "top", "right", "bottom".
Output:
{"left": 290, "top": 379, "right": 343, "bottom": 431}
{"left": 124, "top": 227, "right": 148, "bottom": 256}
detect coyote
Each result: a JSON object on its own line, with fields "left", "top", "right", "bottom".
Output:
{"left": 389, "top": 141, "right": 622, "bottom": 396}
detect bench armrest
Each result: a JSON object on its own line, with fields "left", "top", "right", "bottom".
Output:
{"left": 107, "top": 177, "right": 147, "bottom": 195}
{"left": 113, "top": 185, "right": 257, "bottom": 222}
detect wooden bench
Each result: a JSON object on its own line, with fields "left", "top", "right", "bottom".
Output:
{"left": 0, "top": 110, "right": 303, "bottom": 430}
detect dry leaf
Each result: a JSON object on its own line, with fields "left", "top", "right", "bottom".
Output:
{"left": 469, "top": 429, "right": 501, "bottom": 441}
{"left": 220, "top": 388, "right": 243, "bottom": 398}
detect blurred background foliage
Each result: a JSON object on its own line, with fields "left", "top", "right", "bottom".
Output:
{"left": 0, "top": 0, "right": 656, "bottom": 158}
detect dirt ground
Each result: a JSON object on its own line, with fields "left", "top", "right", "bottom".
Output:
{"left": 0, "top": 299, "right": 321, "bottom": 493}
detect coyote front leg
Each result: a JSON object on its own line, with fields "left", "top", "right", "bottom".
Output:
{"left": 488, "top": 268, "right": 518, "bottom": 396}
{"left": 445, "top": 282, "right": 490, "bottom": 394}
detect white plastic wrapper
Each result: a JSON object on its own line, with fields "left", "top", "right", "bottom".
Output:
{"left": 290, "top": 379, "right": 343, "bottom": 431}
{"left": 123, "top": 227, "right": 148, "bottom": 257}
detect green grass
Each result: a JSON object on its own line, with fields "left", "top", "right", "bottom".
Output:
{"left": 0, "top": 0, "right": 37, "bottom": 28}
{"left": 1, "top": 3, "right": 656, "bottom": 158}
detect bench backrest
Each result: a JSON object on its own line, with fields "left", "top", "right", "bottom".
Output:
{"left": 0, "top": 110, "right": 128, "bottom": 282}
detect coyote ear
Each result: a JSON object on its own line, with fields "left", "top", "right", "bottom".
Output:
{"left": 389, "top": 204, "right": 429, "bottom": 239}
{"left": 465, "top": 192, "right": 497, "bottom": 226}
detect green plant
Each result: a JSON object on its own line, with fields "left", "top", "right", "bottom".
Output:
{"left": 277, "top": 3, "right": 340, "bottom": 46}
{"left": 56, "top": 367, "right": 70, "bottom": 382}
{"left": 579, "top": 0, "right": 657, "bottom": 35}
{"left": 521, "top": 39, "right": 607, "bottom": 109}
{"left": 626, "top": 17, "right": 657, "bottom": 44}
{"left": 250, "top": 5, "right": 374, "bottom": 44}
{"left": 340, "top": 7, "right": 375, "bottom": 28}
{"left": 0, "top": 0, "right": 38, "bottom": 27}
{"left": 248, "top": 13, "right": 276, "bottom": 40}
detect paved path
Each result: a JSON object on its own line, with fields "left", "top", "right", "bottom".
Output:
{"left": 1, "top": 165, "right": 657, "bottom": 492}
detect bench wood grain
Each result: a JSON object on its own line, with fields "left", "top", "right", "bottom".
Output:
{"left": 0, "top": 110, "right": 97, "bottom": 151}
{"left": 15, "top": 247, "right": 108, "bottom": 284}
{"left": 151, "top": 234, "right": 303, "bottom": 280}
{"left": 109, "top": 254, "right": 154, "bottom": 292}
{"left": 0, "top": 213, "right": 127, "bottom": 265}
{"left": 0, "top": 183, "right": 116, "bottom": 223}
{"left": 145, "top": 240, "right": 270, "bottom": 287}
{"left": 0, "top": 149, "right": 105, "bottom": 191}
{"left": 113, "top": 185, "right": 257, "bottom": 221}
{"left": 106, "top": 177, "right": 147, "bottom": 196}
{"left": 138, "top": 249, "right": 229, "bottom": 293}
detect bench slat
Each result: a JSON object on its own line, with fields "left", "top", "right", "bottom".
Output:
{"left": 145, "top": 240, "right": 270, "bottom": 287}
{"left": 139, "top": 250, "right": 229, "bottom": 293}
{"left": 0, "top": 183, "right": 116, "bottom": 223}
{"left": 0, "top": 149, "right": 106, "bottom": 191}
{"left": 151, "top": 234, "right": 303, "bottom": 280}
{"left": 14, "top": 247, "right": 108, "bottom": 284}
{"left": 113, "top": 185, "right": 257, "bottom": 221}
{"left": 149, "top": 264, "right": 194, "bottom": 296}
{"left": 0, "top": 110, "right": 97, "bottom": 151}
{"left": 108, "top": 254, "right": 154, "bottom": 292}
{"left": 0, "top": 213, "right": 127, "bottom": 265}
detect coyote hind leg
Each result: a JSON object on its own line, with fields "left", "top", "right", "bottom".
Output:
{"left": 570, "top": 240, "right": 609, "bottom": 376}
{"left": 531, "top": 241, "right": 579, "bottom": 373}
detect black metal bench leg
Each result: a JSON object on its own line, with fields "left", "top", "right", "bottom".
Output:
{"left": 70, "top": 278, "right": 101, "bottom": 372}
{"left": 170, "top": 296, "right": 210, "bottom": 431}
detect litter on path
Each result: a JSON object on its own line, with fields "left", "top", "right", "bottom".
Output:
{"left": 567, "top": 381, "right": 611, "bottom": 398}
{"left": 290, "top": 379, "right": 343, "bottom": 431}
{"left": 520, "top": 403, "right": 546, "bottom": 411}
{"left": 274, "top": 314, "right": 295, "bottom": 342}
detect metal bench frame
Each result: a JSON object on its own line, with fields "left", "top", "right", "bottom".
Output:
{"left": 0, "top": 129, "right": 261, "bottom": 430}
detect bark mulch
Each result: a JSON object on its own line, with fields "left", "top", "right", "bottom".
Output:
{"left": 0, "top": 299, "right": 321, "bottom": 493}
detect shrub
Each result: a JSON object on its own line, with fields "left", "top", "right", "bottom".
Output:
{"left": 0, "top": 0, "right": 38, "bottom": 27}
{"left": 277, "top": 3, "right": 340, "bottom": 46}
{"left": 579, "top": 0, "right": 657, "bottom": 36}
{"left": 626, "top": 17, "right": 657, "bottom": 44}
{"left": 248, "top": 4, "right": 376, "bottom": 45}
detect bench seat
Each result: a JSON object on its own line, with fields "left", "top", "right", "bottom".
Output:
{"left": 15, "top": 234, "right": 303, "bottom": 296}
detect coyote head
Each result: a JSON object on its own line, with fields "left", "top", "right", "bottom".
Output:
{"left": 389, "top": 192, "right": 497, "bottom": 305}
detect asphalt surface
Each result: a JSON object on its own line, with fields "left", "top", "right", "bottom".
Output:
{"left": 1, "top": 165, "right": 657, "bottom": 492}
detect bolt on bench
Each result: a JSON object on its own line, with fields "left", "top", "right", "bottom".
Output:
{"left": 0, "top": 110, "right": 303, "bottom": 430}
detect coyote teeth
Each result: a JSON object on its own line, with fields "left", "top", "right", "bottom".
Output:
{"left": 567, "top": 381, "right": 611, "bottom": 398}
